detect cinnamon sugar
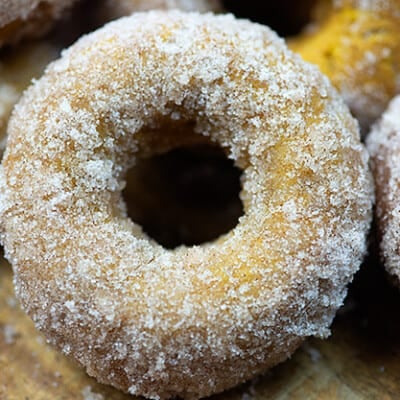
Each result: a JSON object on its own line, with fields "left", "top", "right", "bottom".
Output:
{"left": 0, "top": 11, "right": 373, "bottom": 399}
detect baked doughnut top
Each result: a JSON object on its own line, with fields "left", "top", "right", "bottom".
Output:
{"left": 0, "top": 11, "right": 373, "bottom": 399}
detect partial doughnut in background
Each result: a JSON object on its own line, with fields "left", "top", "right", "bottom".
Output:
{"left": 0, "top": 0, "right": 79, "bottom": 47}
{"left": 367, "top": 96, "right": 400, "bottom": 285}
{"left": 289, "top": 0, "right": 400, "bottom": 132}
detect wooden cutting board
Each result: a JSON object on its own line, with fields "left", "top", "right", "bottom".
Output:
{"left": 1, "top": 249, "right": 400, "bottom": 400}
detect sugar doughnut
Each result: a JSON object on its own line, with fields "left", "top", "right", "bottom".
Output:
{"left": 0, "top": 0, "right": 77, "bottom": 47}
{"left": 289, "top": 0, "right": 400, "bottom": 131}
{"left": 367, "top": 96, "right": 400, "bottom": 283}
{"left": 0, "top": 11, "right": 373, "bottom": 399}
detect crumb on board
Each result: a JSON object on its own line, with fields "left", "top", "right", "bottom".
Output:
{"left": 81, "top": 385, "right": 105, "bottom": 400}
{"left": 2, "top": 324, "right": 18, "bottom": 344}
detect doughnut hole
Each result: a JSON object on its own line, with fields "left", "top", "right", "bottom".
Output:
{"left": 122, "top": 127, "right": 243, "bottom": 249}
{"left": 222, "top": 0, "right": 317, "bottom": 37}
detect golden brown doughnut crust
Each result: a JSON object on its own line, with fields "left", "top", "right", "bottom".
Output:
{"left": 0, "top": 0, "right": 77, "bottom": 47}
{"left": 0, "top": 11, "right": 373, "bottom": 400}
{"left": 366, "top": 96, "right": 400, "bottom": 283}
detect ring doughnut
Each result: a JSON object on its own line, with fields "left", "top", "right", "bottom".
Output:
{"left": 289, "top": 0, "right": 400, "bottom": 131}
{"left": 0, "top": 0, "right": 77, "bottom": 47}
{"left": 367, "top": 96, "right": 400, "bottom": 283}
{"left": 0, "top": 11, "right": 373, "bottom": 399}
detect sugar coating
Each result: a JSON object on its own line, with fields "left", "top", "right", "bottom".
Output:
{"left": 81, "top": 385, "right": 105, "bottom": 400}
{"left": 0, "top": 11, "right": 373, "bottom": 400}
{"left": 0, "top": 41, "right": 59, "bottom": 152}
{"left": 366, "top": 96, "right": 400, "bottom": 282}
{"left": 289, "top": 0, "right": 400, "bottom": 132}
{"left": 0, "top": 0, "right": 77, "bottom": 47}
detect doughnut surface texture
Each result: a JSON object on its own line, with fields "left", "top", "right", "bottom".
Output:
{"left": 0, "top": 41, "right": 59, "bottom": 151}
{"left": 0, "top": 0, "right": 76, "bottom": 46}
{"left": 289, "top": 0, "right": 400, "bottom": 131}
{"left": 0, "top": 11, "right": 373, "bottom": 400}
{"left": 367, "top": 96, "right": 400, "bottom": 283}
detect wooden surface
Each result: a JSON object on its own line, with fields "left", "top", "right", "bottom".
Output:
{"left": 1, "top": 249, "right": 400, "bottom": 400}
